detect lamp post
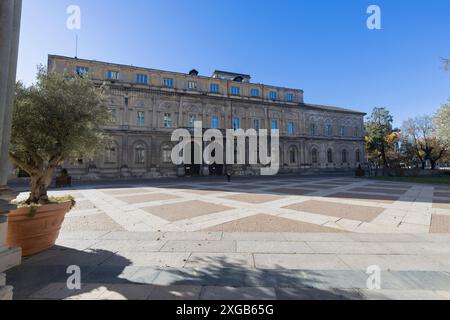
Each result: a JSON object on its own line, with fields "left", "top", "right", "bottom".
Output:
{"left": 0, "top": 0, "right": 23, "bottom": 300}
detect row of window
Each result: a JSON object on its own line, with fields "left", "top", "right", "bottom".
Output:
{"left": 311, "top": 149, "right": 361, "bottom": 164}
{"left": 113, "top": 110, "right": 297, "bottom": 134}
{"left": 76, "top": 66, "right": 296, "bottom": 102}
{"left": 105, "top": 144, "right": 361, "bottom": 166}
{"left": 112, "top": 110, "right": 359, "bottom": 138}
{"left": 217, "top": 85, "right": 293, "bottom": 101}
{"left": 104, "top": 143, "right": 176, "bottom": 165}
{"left": 310, "top": 124, "right": 360, "bottom": 137}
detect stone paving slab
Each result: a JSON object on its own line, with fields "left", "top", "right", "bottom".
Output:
{"left": 307, "top": 242, "right": 392, "bottom": 255}
{"left": 88, "top": 240, "right": 166, "bottom": 252}
{"left": 434, "top": 191, "right": 450, "bottom": 198}
{"left": 253, "top": 254, "right": 350, "bottom": 270}
{"left": 143, "top": 200, "right": 235, "bottom": 222}
{"left": 338, "top": 254, "right": 448, "bottom": 271}
{"left": 99, "top": 231, "right": 163, "bottom": 240}
{"left": 293, "top": 184, "right": 337, "bottom": 189}
{"left": 161, "top": 232, "right": 223, "bottom": 241}
{"left": 61, "top": 213, "right": 125, "bottom": 232}
{"left": 185, "top": 253, "right": 255, "bottom": 268}
{"left": 99, "top": 283, "right": 155, "bottom": 300}
{"left": 370, "top": 183, "right": 413, "bottom": 189}
{"left": 358, "top": 289, "right": 445, "bottom": 300}
{"left": 203, "top": 214, "right": 345, "bottom": 233}
{"left": 118, "top": 193, "right": 180, "bottom": 204}
{"left": 348, "top": 187, "right": 408, "bottom": 195}
{"left": 221, "top": 194, "right": 285, "bottom": 204}
{"left": 103, "top": 188, "right": 151, "bottom": 196}
{"left": 72, "top": 200, "right": 97, "bottom": 210}
{"left": 29, "top": 283, "right": 109, "bottom": 300}
{"left": 160, "top": 240, "right": 236, "bottom": 253}
{"left": 200, "top": 286, "right": 276, "bottom": 300}
{"left": 147, "top": 285, "right": 202, "bottom": 300}
{"left": 430, "top": 214, "right": 450, "bottom": 233}
{"left": 237, "top": 241, "right": 314, "bottom": 254}
{"left": 282, "top": 233, "right": 353, "bottom": 242}
{"left": 433, "top": 201, "right": 450, "bottom": 210}
{"left": 101, "top": 252, "right": 190, "bottom": 267}
{"left": 284, "top": 200, "right": 384, "bottom": 223}
{"left": 275, "top": 287, "right": 363, "bottom": 300}
{"left": 326, "top": 192, "right": 399, "bottom": 204}
{"left": 266, "top": 188, "right": 316, "bottom": 195}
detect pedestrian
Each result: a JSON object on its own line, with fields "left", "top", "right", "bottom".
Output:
{"left": 226, "top": 166, "right": 232, "bottom": 182}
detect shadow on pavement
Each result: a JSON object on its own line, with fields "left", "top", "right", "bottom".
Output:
{"left": 6, "top": 246, "right": 365, "bottom": 300}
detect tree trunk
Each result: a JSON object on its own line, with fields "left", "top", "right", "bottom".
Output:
{"left": 28, "top": 168, "right": 55, "bottom": 204}
{"left": 381, "top": 145, "right": 389, "bottom": 169}
{"left": 431, "top": 160, "right": 437, "bottom": 170}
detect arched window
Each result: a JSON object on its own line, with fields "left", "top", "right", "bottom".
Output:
{"left": 310, "top": 124, "right": 316, "bottom": 136}
{"left": 161, "top": 144, "right": 173, "bottom": 163}
{"left": 342, "top": 149, "right": 348, "bottom": 163}
{"left": 289, "top": 147, "right": 296, "bottom": 164}
{"left": 105, "top": 145, "right": 117, "bottom": 164}
{"left": 311, "top": 149, "right": 318, "bottom": 164}
{"left": 356, "top": 150, "right": 361, "bottom": 163}
{"left": 327, "top": 149, "right": 333, "bottom": 163}
{"left": 325, "top": 124, "right": 332, "bottom": 136}
{"left": 134, "top": 144, "right": 146, "bottom": 164}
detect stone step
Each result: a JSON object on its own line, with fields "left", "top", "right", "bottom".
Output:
{"left": 0, "top": 285, "right": 13, "bottom": 300}
{"left": 0, "top": 247, "right": 21, "bottom": 273}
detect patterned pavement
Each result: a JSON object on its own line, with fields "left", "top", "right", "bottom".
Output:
{"left": 7, "top": 176, "right": 450, "bottom": 300}
{"left": 45, "top": 176, "right": 450, "bottom": 234}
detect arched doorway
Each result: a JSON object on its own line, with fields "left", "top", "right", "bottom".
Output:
{"left": 184, "top": 141, "right": 201, "bottom": 176}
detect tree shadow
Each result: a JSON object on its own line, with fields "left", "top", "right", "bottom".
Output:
{"left": 6, "top": 247, "right": 366, "bottom": 300}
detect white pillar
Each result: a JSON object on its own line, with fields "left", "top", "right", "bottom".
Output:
{"left": 0, "top": 0, "right": 23, "bottom": 301}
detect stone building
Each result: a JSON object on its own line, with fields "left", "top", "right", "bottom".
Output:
{"left": 48, "top": 54, "right": 366, "bottom": 179}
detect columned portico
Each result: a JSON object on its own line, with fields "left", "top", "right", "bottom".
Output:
{"left": 0, "top": 0, "right": 23, "bottom": 300}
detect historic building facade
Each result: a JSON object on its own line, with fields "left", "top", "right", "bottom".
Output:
{"left": 48, "top": 54, "right": 366, "bottom": 179}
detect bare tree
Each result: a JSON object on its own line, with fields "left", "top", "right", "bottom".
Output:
{"left": 443, "top": 57, "right": 450, "bottom": 71}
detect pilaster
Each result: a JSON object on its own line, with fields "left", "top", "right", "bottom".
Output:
{"left": 0, "top": 0, "right": 23, "bottom": 300}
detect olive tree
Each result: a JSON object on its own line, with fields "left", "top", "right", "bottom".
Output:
{"left": 9, "top": 68, "right": 109, "bottom": 204}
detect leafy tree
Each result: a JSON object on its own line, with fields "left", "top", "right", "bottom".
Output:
{"left": 9, "top": 68, "right": 109, "bottom": 204}
{"left": 435, "top": 102, "right": 450, "bottom": 143}
{"left": 401, "top": 115, "right": 448, "bottom": 170}
{"left": 365, "top": 107, "right": 397, "bottom": 168}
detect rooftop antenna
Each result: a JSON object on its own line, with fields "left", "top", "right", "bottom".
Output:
{"left": 75, "top": 34, "right": 78, "bottom": 59}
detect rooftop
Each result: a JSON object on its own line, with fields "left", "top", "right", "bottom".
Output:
{"left": 48, "top": 54, "right": 365, "bottom": 116}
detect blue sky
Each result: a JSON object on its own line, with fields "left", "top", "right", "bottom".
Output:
{"left": 17, "top": 0, "right": 450, "bottom": 127}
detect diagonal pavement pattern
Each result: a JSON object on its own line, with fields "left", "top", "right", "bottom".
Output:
{"left": 6, "top": 176, "right": 450, "bottom": 300}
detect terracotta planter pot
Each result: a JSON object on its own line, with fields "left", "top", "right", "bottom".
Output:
{"left": 6, "top": 201, "right": 72, "bottom": 257}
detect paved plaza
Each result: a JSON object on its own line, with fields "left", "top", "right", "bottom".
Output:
{"left": 6, "top": 175, "right": 450, "bottom": 300}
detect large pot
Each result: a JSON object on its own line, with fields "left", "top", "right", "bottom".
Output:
{"left": 6, "top": 201, "right": 71, "bottom": 257}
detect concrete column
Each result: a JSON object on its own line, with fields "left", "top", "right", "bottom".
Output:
{"left": 0, "top": 0, "right": 23, "bottom": 300}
